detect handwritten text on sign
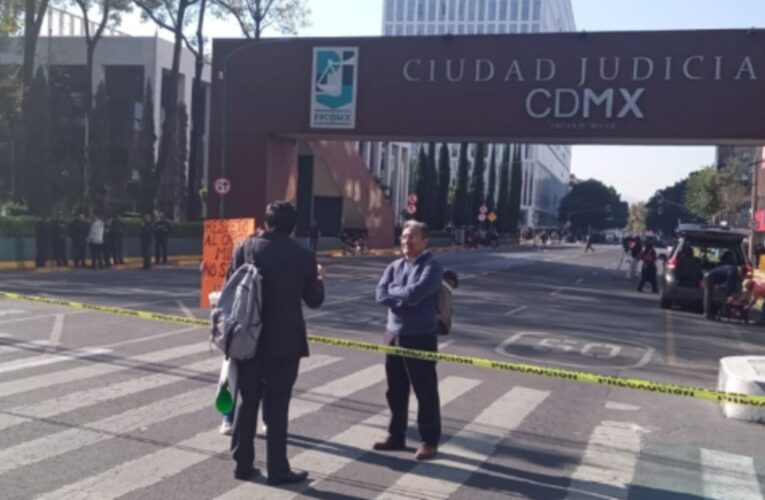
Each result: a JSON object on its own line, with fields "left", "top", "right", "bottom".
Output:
{"left": 200, "top": 218, "right": 256, "bottom": 308}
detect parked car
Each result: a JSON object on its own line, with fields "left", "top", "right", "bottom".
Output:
{"left": 660, "top": 224, "right": 751, "bottom": 310}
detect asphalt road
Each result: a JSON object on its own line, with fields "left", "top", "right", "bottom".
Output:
{"left": 0, "top": 244, "right": 763, "bottom": 499}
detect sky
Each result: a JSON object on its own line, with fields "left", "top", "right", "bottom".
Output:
{"left": 121, "top": 0, "right": 765, "bottom": 202}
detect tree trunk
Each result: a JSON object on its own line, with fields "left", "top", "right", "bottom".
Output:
{"left": 186, "top": 0, "right": 207, "bottom": 220}
{"left": 151, "top": 0, "right": 189, "bottom": 209}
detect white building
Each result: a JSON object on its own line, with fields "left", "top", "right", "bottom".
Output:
{"left": 0, "top": 7, "right": 211, "bottom": 218}
{"left": 382, "top": 0, "right": 575, "bottom": 227}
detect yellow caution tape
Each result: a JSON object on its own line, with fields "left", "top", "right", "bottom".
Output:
{"left": 2, "top": 290, "right": 764, "bottom": 408}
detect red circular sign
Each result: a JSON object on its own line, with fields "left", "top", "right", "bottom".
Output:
{"left": 407, "top": 193, "right": 418, "bottom": 204}
{"left": 214, "top": 177, "right": 232, "bottom": 196}
{"left": 407, "top": 204, "right": 417, "bottom": 215}
{"left": 479, "top": 205, "right": 488, "bottom": 214}
{"left": 478, "top": 213, "right": 486, "bottom": 222}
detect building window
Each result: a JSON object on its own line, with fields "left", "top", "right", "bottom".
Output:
{"left": 395, "top": 25, "right": 404, "bottom": 35}
{"left": 498, "top": 24, "right": 507, "bottom": 33}
{"left": 438, "top": 24, "right": 447, "bottom": 34}
{"left": 406, "top": 24, "right": 415, "bottom": 34}
{"left": 488, "top": 0, "right": 497, "bottom": 20}
{"left": 520, "top": 23, "right": 528, "bottom": 33}
{"left": 478, "top": 0, "right": 485, "bottom": 21}
{"left": 449, "top": 0, "right": 456, "bottom": 20}
{"left": 417, "top": 24, "right": 425, "bottom": 34}
{"left": 532, "top": 0, "right": 541, "bottom": 20}
{"left": 531, "top": 23, "right": 540, "bottom": 32}
{"left": 467, "top": 0, "right": 476, "bottom": 21}
{"left": 509, "top": 23, "right": 518, "bottom": 32}
{"left": 417, "top": 0, "right": 426, "bottom": 20}
{"left": 407, "top": 0, "right": 416, "bottom": 21}
{"left": 396, "top": 0, "right": 406, "bottom": 21}
{"left": 499, "top": 0, "right": 508, "bottom": 19}
{"left": 457, "top": 25, "right": 465, "bottom": 33}
{"left": 385, "top": 0, "right": 394, "bottom": 21}
{"left": 521, "top": 0, "right": 530, "bottom": 20}
{"left": 427, "top": 24, "right": 436, "bottom": 34}
{"left": 511, "top": 0, "right": 519, "bottom": 20}
{"left": 477, "top": 24, "right": 485, "bottom": 34}
{"left": 428, "top": 0, "right": 436, "bottom": 21}
{"left": 487, "top": 24, "right": 496, "bottom": 33}
{"left": 385, "top": 24, "right": 393, "bottom": 35}
{"left": 467, "top": 24, "right": 476, "bottom": 33}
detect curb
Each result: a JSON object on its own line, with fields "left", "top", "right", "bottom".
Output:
{"left": 0, "top": 255, "right": 202, "bottom": 273}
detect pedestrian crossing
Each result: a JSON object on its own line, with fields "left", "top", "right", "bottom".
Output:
{"left": 0, "top": 332, "right": 762, "bottom": 500}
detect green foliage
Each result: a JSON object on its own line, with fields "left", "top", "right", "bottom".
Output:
{"left": 434, "top": 142, "right": 450, "bottom": 230}
{"left": 508, "top": 146, "right": 523, "bottom": 232}
{"left": 213, "top": 0, "right": 311, "bottom": 39}
{"left": 558, "top": 179, "right": 629, "bottom": 233}
{"left": 645, "top": 179, "right": 691, "bottom": 235}
{"left": 469, "top": 143, "right": 486, "bottom": 221}
{"left": 138, "top": 80, "right": 156, "bottom": 215}
{"left": 89, "top": 82, "right": 110, "bottom": 213}
{"left": 0, "top": 215, "right": 38, "bottom": 237}
{"left": 496, "top": 145, "right": 510, "bottom": 232}
{"left": 23, "top": 67, "right": 53, "bottom": 215}
{"left": 452, "top": 143, "right": 469, "bottom": 226}
{"left": 684, "top": 166, "right": 719, "bottom": 223}
{"left": 0, "top": 215, "right": 203, "bottom": 238}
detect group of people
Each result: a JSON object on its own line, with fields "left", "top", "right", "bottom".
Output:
{"left": 620, "top": 235, "right": 660, "bottom": 293}
{"left": 450, "top": 225, "right": 500, "bottom": 249}
{"left": 34, "top": 212, "right": 172, "bottom": 270}
{"left": 221, "top": 201, "right": 449, "bottom": 485}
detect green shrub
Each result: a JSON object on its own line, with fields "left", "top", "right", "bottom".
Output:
{"left": 0, "top": 216, "right": 203, "bottom": 239}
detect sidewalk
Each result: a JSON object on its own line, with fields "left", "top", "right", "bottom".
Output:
{"left": 0, "top": 255, "right": 201, "bottom": 273}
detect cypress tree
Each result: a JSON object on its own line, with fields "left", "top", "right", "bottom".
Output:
{"left": 469, "top": 142, "right": 486, "bottom": 223}
{"left": 508, "top": 146, "right": 523, "bottom": 233}
{"left": 435, "top": 142, "right": 450, "bottom": 230}
{"left": 88, "top": 82, "right": 110, "bottom": 213}
{"left": 496, "top": 145, "right": 510, "bottom": 232}
{"left": 24, "top": 67, "right": 53, "bottom": 215}
{"left": 138, "top": 80, "right": 156, "bottom": 215}
{"left": 486, "top": 145, "right": 497, "bottom": 213}
{"left": 452, "top": 142, "right": 469, "bottom": 226}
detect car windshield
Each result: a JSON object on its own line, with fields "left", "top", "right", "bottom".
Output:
{"left": 681, "top": 238, "right": 745, "bottom": 270}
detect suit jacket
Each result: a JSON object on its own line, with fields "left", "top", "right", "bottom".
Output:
{"left": 229, "top": 230, "right": 324, "bottom": 359}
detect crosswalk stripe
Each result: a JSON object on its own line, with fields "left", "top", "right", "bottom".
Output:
{"left": 0, "top": 347, "right": 110, "bottom": 375}
{"left": 35, "top": 357, "right": 370, "bottom": 500}
{"left": 701, "top": 449, "right": 763, "bottom": 500}
{"left": 214, "top": 376, "right": 483, "bottom": 500}
{"left": 0, "top": 341, "right": 211, "bottom": 399}
{"left": 377, "top": 386, "right": 550, "bottom": 500}
{"left": 0, "top": 338, "right": 51, "bottom": 357}
{"left": 566, "top": 420, "right": 647, "bottom": 499}
{"left": 0, "top": 354, "right": 342, "bottom": 434}
{"left": 0, "top": 309, "right": 28, "bottom": 317}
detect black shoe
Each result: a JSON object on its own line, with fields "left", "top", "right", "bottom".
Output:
{"left": 373, "top": 435, "right": 406, "bottom": 451}
{"left": 267, "top": 470, "right": 308, "bottom": 486}
{"left": 234, "top": 467, "right": 260, "bottom": 481}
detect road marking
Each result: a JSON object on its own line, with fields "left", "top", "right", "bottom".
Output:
{"left": 701, "top": 449, "right": 763, "bottom": 500}
{"left": 0, "top": 341, "right": 210, "bottom": 399}
{"left": 505, "top": 305, "right": 528, "bottom": 316}
{"left": 567, "top": 421, "right": 647, "bottom": 499}
{"left": 0, "top": 347, "right": 110, "bottom": 375}
{"left": 0, "top": 354, "right": 342, "bottom": 433}
{"left": 438, "top": 340, "right": 453, "bottom": 350}
{"left": 34, "top": 356, "right": 352, "bottom": 500}
{"left": 0, "top": 309, "right": 27, "bottom": 317}
{"left": 605, "top": 402, "right": 641, "bottom": 411}
{"left": 46, "top": 313, "right": 65, "bottom": 352}
{"left": 0, "top": 337, "right": 52, "bottom": 356}
{"left": 214, "top": 376, "right": 482, "bottom": 500}
{"left": 176, "top": 300, "right": 195, "bottom": 320}
{"left": 377, "top": 387, "right": 549, "bottom": 500}
{"left": 665, "top": 312, "right": 677, "bottom": 365}
{"left": 576, "top": 278, "right": 584, "bottom": 284}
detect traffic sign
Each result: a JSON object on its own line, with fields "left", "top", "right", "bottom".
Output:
{"left": 749, "top": 219, "right": 758, "bottom": 230}
{"left": 479, "top": 205, "right": 488, "bottom": 214}
{"left": 406, "top": 204, "right": 417, "bottom": 215}
{"left": 407, "top": 193, "right": 418, "bottom": 204}
{"left": 487, "top": 212, "right": 497, "bottom": 222}
{"left": 214, "top": 177, "right": 231, "bottom": 196}
{"left": 478, "top": 213, "right": 486, "bottom": 222}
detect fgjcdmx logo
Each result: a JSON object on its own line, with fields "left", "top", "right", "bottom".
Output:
{"left": 311, "top": 47, "right": 358, "bottom": 129}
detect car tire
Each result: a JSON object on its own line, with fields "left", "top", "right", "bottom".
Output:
{"left": 660, "top": 296, "right": 672, "bottom": 309}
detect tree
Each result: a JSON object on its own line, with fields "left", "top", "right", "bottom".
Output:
{"left": 496, "top": 145, "right": 510, "bottom": 232}
{"left": 558, "top": 179, "right": 628, "bottom": 235}
{"left": 646, "top": 179, "right": 691, "bottom": 236}
{"left": 215, "top": 0, "right": 310, "bottom": 39}
{"left": 508, "top": 146, "right": 523, "bottom": 233}
{"left": 137, "top": 81, "right": 156, "bottom": 214}
{"left": 158, "top": 102, "right": 189, "bottom": 218}
{"left": 486, "top": 145, "right": 497, "bottom": 213}
{"left": 452, "top": 143, "right": 469, "bottom": 226}
{"left": 434, "top": 142, "right": 450, "bottom": 230}
{"left": 628, "top": 202, "right": 647, "bottom": 234}
{"left": 184, "top": 0, "right": 208, "bottom": 220}
{"left": 88, "top": 82, "right": 110, "bottom": 213}
{"left": 0, "top": 2, "right": 22, "bottom": 198}
{"left": 414, "top": 145, "right": 431, "bottom": 224}
{"left": 469, "top": 143, "right": 486, "bottom": 222}
{"left": 72, "top": 0, "right": 131, "bottom": 205}
{"left": 134, "top": 0, "right": 197, "bottom": 212}
{"left": 684, "top": 167, "right": 719, "bottom": 223}
{"left": 24, "top": 67, "right": 52, "bottom": 215}
{"left": 717, "top": 160, "right": 749, "bottom": 225}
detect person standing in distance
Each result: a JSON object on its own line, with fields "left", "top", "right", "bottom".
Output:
{"left": 140, "top": 215, "right": 153, "bottom": 270}
{"left": 374, "top": 220, "right": 443, "bottom": 461}
{"left": 229, "top": 201, "right": 325, "bottom": 484}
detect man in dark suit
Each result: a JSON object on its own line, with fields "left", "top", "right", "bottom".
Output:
{"left": 228, "top": 200, "right": 325, "bottom": 485}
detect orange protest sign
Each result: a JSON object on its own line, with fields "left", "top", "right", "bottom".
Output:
{"left": 200, "top": 218, "right": 256, "bottom": 308}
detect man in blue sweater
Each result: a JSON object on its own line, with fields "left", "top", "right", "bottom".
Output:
{"left": 375, "top": 220, "right": 444, "bottom": 461}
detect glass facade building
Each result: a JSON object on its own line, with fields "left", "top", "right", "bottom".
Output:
{"left": 382, "top": 0, "right": 576, "bottom": 227}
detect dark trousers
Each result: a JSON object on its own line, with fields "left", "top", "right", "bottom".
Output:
{"left": 73, "top": 241, "right": 87, "bottom": 267}
{"left": 89, "top": 243, "right": 104, "bottom": 268}
{"left": 385, "top": 333, "right": 441, "bottom": 447}
{"left": 232, "top": 356, "right": 300, "bottom": 478}
{"left": 112, "top": 237, "right": 124, "bottom": 264}
{"left": 155, "top": 237, "right": 168, "bottom": 264}
{"left": 638, "top": 265, "right": 657, "bottom": 292}
{"left": 35, "top": 245, "right": 49, "bottom": 268}
{"left": 53, "top": 240, "right": 67, "bottom": 266}
{"left": 141, "top": 240, "right": 152, "bottom": 269}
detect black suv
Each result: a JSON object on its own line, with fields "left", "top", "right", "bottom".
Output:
{"left": 660, "top": 224, "right": 751, "bottom": 310}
